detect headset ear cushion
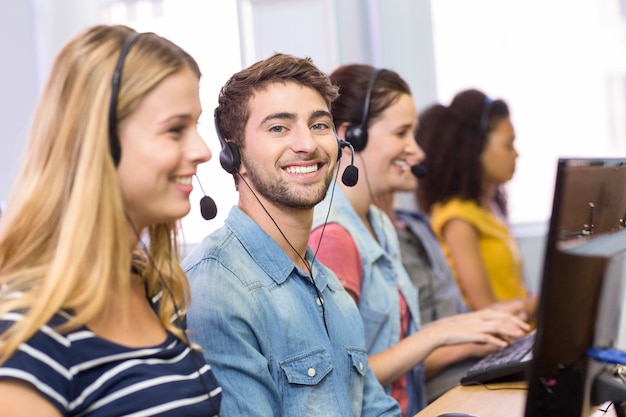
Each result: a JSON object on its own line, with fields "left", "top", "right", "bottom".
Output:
{"left": 345, "top": 124, "right": 366, "bottom": 152}
{"left": 336, "top": 139, "right": 342, "bottom": 161}
{"left": 220, "top": 141, "right": 241, "bottom": 174}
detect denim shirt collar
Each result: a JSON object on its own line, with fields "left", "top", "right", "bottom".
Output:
{"left": 225, "top": 206, "right": 328, "bottom": 291}
{"left": 314, "top": 183, "right": 386, "bottom": 268}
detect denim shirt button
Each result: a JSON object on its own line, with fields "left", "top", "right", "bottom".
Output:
{"left": 316, "top": 297, "right": 323, "bottom": 306}
{"left": 359, "top": 361, "right": 364, "bottom": 371}
{"left": 307, "top": 367, "right": 316, "bottom": 377}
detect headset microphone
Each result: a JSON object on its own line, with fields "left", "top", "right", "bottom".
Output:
{"left": 338, "top": 140, "right": 359, "bottom": 187}
{"left": 200, "top": 196, "right": 217, "bottom": 221}
{"left": 194, "top": 174, "right": 217, "bottom": 220}
{"left": 411, "top": 162, "right": 427, "bottom": 179}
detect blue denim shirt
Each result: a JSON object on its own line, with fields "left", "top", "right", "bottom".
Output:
{"left": 313, "top": 184, "right": 427, "bottom": 415}
{"left": 183, "top": 206, "right": 401, "bottom": 417}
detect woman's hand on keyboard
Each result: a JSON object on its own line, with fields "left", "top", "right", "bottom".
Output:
{"left": 489, "top": 295, "right": 539, "bottom": 323}
{"left": 420, "top": 308, "right": 531, "bottom": 348}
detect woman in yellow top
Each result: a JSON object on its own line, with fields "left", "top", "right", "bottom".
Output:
{"left": 415, "top": 89, "right": 537, "bottom": 320}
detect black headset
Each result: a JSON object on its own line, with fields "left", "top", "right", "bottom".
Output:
{"left": 214, "top": 107, "right": 346, "bottom": 172}
{"left": 344, "top": 68, "right": 383, "bottom": 152}
{"left": 214, "top": 108, "right": 241, "bottom": 174}
{"left": 108, "top": 32, "right": 141, "bottom": 166}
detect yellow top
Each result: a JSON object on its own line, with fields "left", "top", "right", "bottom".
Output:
{"left": 430, "top": 198, "right": 527, "bottom": 302}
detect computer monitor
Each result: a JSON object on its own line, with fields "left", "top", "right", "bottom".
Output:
{"left": 524, "top": 157, "right": 626, "bottom": 417}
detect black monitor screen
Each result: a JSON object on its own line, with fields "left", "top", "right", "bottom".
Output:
{"left": 524, "top": 158, "right": 626, "bottom": 417}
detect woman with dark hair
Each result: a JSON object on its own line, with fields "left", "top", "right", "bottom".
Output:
{"left": 416, "top": 89, "right": 537, "bottom": 319}
{"left": 310, "top": 67, "right": 530, "bottom": 415}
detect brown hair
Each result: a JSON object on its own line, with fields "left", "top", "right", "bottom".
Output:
{"left": 329, "top": 64, "right": 411, "bottom": 139}
{"left": 215, "top": 53, "right": 338, "bottom": 148}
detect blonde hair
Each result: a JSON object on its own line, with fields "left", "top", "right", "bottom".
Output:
{"left": 0, "top": 25, "right": 201, "bottom": 362}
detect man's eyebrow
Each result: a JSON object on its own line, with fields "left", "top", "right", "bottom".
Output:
{"left": 309, "top": 110, "right": 332, "bottom": 122}
{"left": 259, "top": 112, "right": 296, "bottom": 126}
{"left": 258, "top": 110, "right": 332, "bottom": 127}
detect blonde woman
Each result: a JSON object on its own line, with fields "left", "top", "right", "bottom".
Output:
{"left": 0, "top": 25, "right": 221, "bottom": 416}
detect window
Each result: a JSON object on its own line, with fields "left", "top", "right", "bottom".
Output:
{"left": 430, "top": 0, "right": 626, "bottom": 227}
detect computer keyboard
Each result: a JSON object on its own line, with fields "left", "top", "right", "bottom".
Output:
{"left": 460, "top": 330, "right": 535, "bottom": 386}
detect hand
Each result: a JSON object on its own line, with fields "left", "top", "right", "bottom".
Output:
{"left": 489, "top": 299, "right": 527, "bottom": 321}
{"left": 490, "top": 293, "right": 539, "bottom": 323}
{"left": 468, "top": 341, "right": 502, "bottom": 359}
{"left": 522, "top": 293, "right": 539, "bottom": 321}
{"left": 421, "top": 308, "right": 531, "bottom": 349}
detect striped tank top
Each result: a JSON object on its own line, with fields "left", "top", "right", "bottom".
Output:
{"left": 0, "top": 306, "right": 222, "bottom": 416}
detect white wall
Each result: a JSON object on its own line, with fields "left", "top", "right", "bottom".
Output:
{"left": 0, "top": 0, "right": 101, "bottom": 206}
{"left": 0, "top": 1, "right": 38, "bottom": 205}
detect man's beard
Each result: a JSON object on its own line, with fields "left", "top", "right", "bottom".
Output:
{"left": 242, "top": 155, "right": 333, "bottom": 210}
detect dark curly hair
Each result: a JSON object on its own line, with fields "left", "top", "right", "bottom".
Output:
{"left": 415, "top": 89, "right": 510, "bottom": 216}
